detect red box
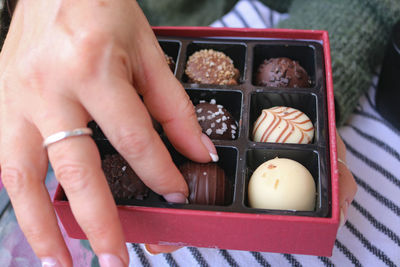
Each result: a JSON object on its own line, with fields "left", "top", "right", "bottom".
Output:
{"left": 53, "top": 27, "right": 339, "bottom": 256}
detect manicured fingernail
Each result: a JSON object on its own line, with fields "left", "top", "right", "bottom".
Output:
{"left": 144, "top": 244, "right": 160, "bottom": 256}
{"left": 163, "top": 192, "right": 188, "bottom": 204}
{"left": 339, "top": 208, "right": 346, "bottom": 228}
{"left": 41, "top": 258, "right": 61, "bottom": 267}
{"left": 98, "top": 254, "right": 124, "bottom": 267}
{"left": 200, "top": 133, "right": 219, "bottom": 162}
{"left": 339, "top": 200, "right": 350, "bottom": 229}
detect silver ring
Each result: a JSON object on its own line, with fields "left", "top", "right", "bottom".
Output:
{"left": 337, "top": 158, "right": 348, "bottom": 168}
{"left": 43, "top": 127, "right": 93, "bottom": 148}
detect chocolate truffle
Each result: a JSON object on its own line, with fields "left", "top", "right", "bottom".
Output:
{"left": 102, "top": 154, "right": 149, "bottom": 200}
{"left": 195, "top": 99, "right": 238, "bottom": 140}
{"left": 255, "top": 57, "right": 311, "bottom": 88}
{"left": 185, "top": 49, "right": 240, "bottom": 85}
{"left": 179, "top": 162, "right": 226, "bottom": 205}
{"left": 252, "top": 106, "right": 314, "bottom": 144}
{"left": 248, "top": 158, "right": 316, "bottom": 211}
{"left": 88, "top": 121, "right": 106, "bottom": 139}
{"left": 165, "top": 53, "right": 175, "bottom": 72}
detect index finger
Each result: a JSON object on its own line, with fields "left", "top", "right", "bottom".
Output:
{"left": 128, "top": 4, "right": 218, "bottom": 163}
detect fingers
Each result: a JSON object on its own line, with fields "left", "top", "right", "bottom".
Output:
{"left": 0, "top": 117, "right": 72, "bottom": 266}
{"left": 34, "top": 100, "right": 129, "bottom": 266}
{"left": 144, "top": 244, "right": 182, "bottom": 255}
{"left": 336, "top": 131, "right": 357, "bottom": 228}
{"left": 78, "top": 77, "right": 189, "bottom": 202}
{"left": 127, "top": 3, "right": 217, "bottom": 163}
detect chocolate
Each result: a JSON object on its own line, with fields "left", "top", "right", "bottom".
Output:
{"left": 88, "top": 121, "right": 106, "bottom": 139}
{"left": 195, "top": 99, "right": 238, "bottom": 140}
{"left": 102, "top": 154, "right": 149, "bottom": 200}
{"left": 165, "top": 53, "right": 175, "bottom": 72}
{"left": 255, "top": 57, "right": 310, "bottom": 88}
{"left": 179, "top": 162, "right": 226, "bottom": 205}
{"left": 252, "top": 106, "right": 314, "bottom": 144}
{"left": 248, "top": 158, "right": 316, "bottom": 211}
{"left": 185, "top": 49, "right": 240, "bottom": 85}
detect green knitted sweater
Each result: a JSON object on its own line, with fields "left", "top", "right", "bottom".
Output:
{"left": 1, "top": 0, "right": 399, "bottom": 125}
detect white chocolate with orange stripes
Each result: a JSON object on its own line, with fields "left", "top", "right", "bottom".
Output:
{"left": 252, "top": 106, "right": 314, "bottom": 144}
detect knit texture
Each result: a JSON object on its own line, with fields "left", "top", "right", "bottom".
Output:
{"left": 137, "top": 0, "right": 237, "bottom": 26}
{"left": 278, "top": 0, "right": 400, "bottom": 125}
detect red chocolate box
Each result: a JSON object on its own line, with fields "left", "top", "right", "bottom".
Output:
{"left": 53, "top": 27, "right": 339, "bottom": 256}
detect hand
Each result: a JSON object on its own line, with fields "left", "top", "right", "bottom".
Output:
{"left": 0, "top": 1, "right": 217, "bottom": 266}
{"left": 145, "top": 131, "right": 358, "bottom": 255}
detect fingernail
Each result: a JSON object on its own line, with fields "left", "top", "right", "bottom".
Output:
{"left": 144, "top": 244, "right": 160, "bottom": 256}
{"left": 200, "top": 133, "right": 219, "bottom": 162}
{"left": 339, "top": 208, "right": 346, "bottom": 228}
{"left": 41, "top": 258, "right": 61, "bottom": 267}
{"left": 98, "top": 254, "right": 124, "bottom": 267}
{"left": 163, "top": 192, "right": 188, "bottom": 204}
{"left": 339, "top": 200, "right": 349, "bottom": 229}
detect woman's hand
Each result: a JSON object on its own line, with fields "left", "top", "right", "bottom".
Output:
{"left": 0, "top": 1, "right": 217, "bottom": 266}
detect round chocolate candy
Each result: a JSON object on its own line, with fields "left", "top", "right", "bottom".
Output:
{"left": 195, "top": 99, "right": 238, "bottom": 140}
{"left": 248, "top": 158, "right": 316, "bottom": 211}
{"left": 165, "top": 53, "right": 175, "bottom": 72}
{"left": 185, "top": 49, "right": 240, "bottom": 85}
{"left": 179, "top": 162, "right": 226, "bottom": 205}
{"left": 102, "top": 154, "right": 149, "bottom": 200}
{"left": 252, "top": 106, "right": 314, "bottom": 144}
{"left": 255, "top": 57, "right": 310, "bottom": 88}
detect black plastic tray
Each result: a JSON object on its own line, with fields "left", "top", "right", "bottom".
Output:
{"left": 91, "top": 36, "right": 330, "bottom": 218}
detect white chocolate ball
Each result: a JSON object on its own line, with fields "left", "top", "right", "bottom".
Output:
{"left": 252, "top": 106, "right": 314, "bottom": 144}
{"left": 248, "top": 158, "right": 316, "bottom": 211}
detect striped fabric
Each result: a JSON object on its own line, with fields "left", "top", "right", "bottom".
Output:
{"left": 0, "top": 1, "right": 398, "bottom": 266}
{"left": 127, "top": 1, "right": 400, "bottom": 266}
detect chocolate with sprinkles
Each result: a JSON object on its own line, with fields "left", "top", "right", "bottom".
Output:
{"left": 195, "top": 99, "right": 238, "bottom": 140}
{"left": 255, "top": 57, "right": 311, "bottom": 88}
{"left": 102, "top": 154, "right": 149, "bottom": 200}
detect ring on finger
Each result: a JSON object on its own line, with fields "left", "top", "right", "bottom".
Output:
{"left": 43, "top": 127, "right": 93, "bottom": 148}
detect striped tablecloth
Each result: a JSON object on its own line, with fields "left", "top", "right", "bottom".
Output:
{"left": 0, "top": 1, "right": 399, "bottom": 266}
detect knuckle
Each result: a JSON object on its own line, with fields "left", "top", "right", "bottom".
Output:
{"left": 54, "top": 163, "right": 91, "bottom": 194}
{"left": 1, "top": 166, "right": 29, "bottom": 196}
{"left": 23, "top": 225, "right": 47, "bottom": 244}
{"left": 70, "top": 30, "right": 113, "bottom": 77}
{"left": 115, "top": 129, "right": 153, "bottom": 160}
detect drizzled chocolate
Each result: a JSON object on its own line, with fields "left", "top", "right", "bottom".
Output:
{"left": 195, "top": 99, "right": 238, "bottom": 140}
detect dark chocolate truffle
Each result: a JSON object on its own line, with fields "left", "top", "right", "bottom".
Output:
{"left": 195, "top": 99, "right": 238, "bottom": 140}
{"left": 165, "top": 53, "right": 175, "bottom": 72}
{"left": 255, "top": 57, "right": 311, "bottom": 88}
{"left": 185, "top": 49, "right": 240, "bottom": 85}
{"left": 88, "top": 121, "right": 106, "bottom": 139}
{"left": 102, "top": 154, "right": 149, "bottom": 200}
{"left": 179, "top": 162, "right": 226, "bottom": 205}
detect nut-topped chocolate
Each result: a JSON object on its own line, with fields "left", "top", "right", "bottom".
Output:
{"left": 165, "top": 53, "right": 175, "bottom": 72}
{"left": 252, "top": 106, "right": 314, "bottom": 144}
{"left": 102, "top": 154, "right": 149, "bottom": 200}
{"left": 179, "top": 162, "right": 227, "bottom": 205}
{"left": 185, "top": 49, "right": 240, "bottom": 85}
{"left": 195, "top": 99, "right": 238, "bottom": 140}
{"left": 256, "top": 57, "right": 310, "bottom": 88}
